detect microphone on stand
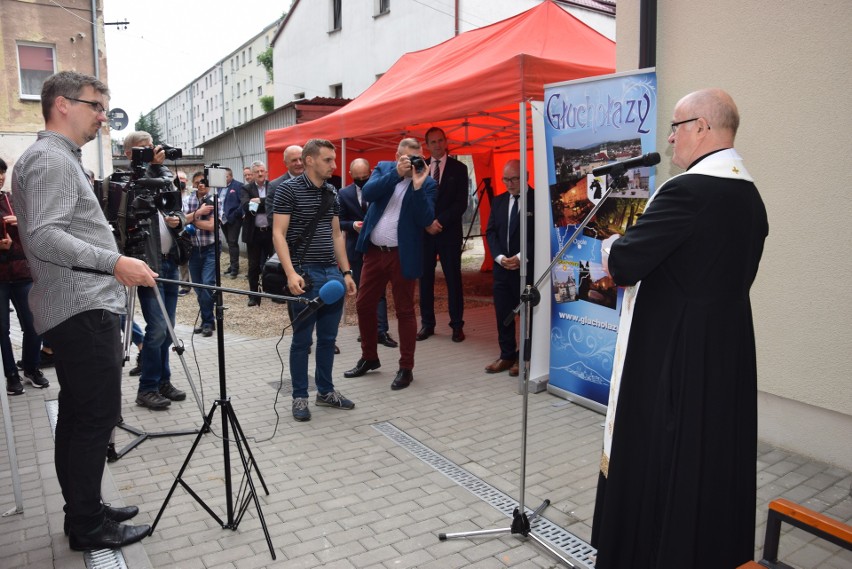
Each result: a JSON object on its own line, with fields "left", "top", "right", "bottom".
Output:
{"left": 592, "top": 152, "right": 661, "bottom": 177}
{"left": 290, "top": 279, "right": 346, "bottom": 330}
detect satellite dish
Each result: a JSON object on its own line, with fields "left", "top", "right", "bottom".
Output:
{"left": 108, "top": 108, "right": 129, "bottom": 131}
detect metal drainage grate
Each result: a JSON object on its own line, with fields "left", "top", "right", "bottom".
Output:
{"left": 373, "top": 421, "right": 597, "bottom": 567}
{"left": 46, "top": 400, "right": 130, "bottom": 569}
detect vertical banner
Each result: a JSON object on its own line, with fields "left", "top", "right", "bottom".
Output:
{"left": 543, "top": 70, "right": 657, "bottom": 409}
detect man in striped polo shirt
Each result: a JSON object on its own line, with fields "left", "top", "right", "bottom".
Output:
{"left": 272, "top": 139, "right": 357, "bottom": 422}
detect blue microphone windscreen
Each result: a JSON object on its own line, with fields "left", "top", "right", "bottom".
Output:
{"left": 318, "top": 279, "right": 345, "bottom": 304}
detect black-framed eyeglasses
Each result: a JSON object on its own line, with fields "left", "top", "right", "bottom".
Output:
{"left": 65, "top": 97, "right": 108, "bottom": 115}
{"left": 502, "top": 176, "right": 520, "bottom": 184}
{"left": 670, "top": 117, "right": 704, "bottom": 135}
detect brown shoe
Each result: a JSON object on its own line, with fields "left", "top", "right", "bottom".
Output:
{"left": 509, "top": 360, "right": 520, "bottom": 377}
{"left": 485, "top": 358, "right": 514, "bottom": 374}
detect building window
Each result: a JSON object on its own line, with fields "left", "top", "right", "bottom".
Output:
{"left": 330, "top": 0, "right": 342, "bottom": 31}
{"left": 375, "top": 0, "right": 390, "bottom": 16}
{"left": 17, "top": 43, "right": 56, "bottom": 99}
{"left": 294, "top": 92, "right": 305, "bottom": 100}
{"left": 248, "top": 47, "right": 252, "bottom": 62}
{"left": 330, "top": 84, "right": 343, "bottom": 98}
{"left": 258, "top": 86, "right": 263, "bottom": 97}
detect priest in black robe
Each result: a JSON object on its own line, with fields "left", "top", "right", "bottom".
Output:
{"left": 591, "top": 88, "right": 768, "bottom": 569}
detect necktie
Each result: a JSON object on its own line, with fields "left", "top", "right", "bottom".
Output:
{"left": 361, "top": 197, "right": 368, "bottom": 214}
{"left": 432, "top": 158, "right": 441, "bottom": 185}
{"left": 508, "top": 195, "right": 519, "bottom": 250}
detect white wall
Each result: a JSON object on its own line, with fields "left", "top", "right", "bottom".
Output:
{"left": 617, "top": 1, "right": 852, "bottom": 468}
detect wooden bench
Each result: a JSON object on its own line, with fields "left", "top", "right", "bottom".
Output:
{"left": 737, "top": 498, "right": 852, "bottom": 568}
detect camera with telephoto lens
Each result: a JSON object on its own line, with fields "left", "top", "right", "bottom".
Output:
{"left": 101, "top": 149, "right": 183, "bottom": 261}
{"left": 409, "top": 155, "right": 426, "bottom": 173}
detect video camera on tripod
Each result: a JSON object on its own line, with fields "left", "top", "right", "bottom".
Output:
{"left": 104, "top": 145, "right": 184, "bottom": 260}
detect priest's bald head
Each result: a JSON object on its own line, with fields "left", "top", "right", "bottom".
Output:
{"left": 668, "top": 88, "right": 740, "bottom": 169}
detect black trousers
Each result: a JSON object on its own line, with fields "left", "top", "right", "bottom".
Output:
{"left": 420, "top": 232, "right": 464, "bottom": 330}
{"left": 493, "top": 266, "right": 523, "bottom": 360}
{"left": 43, "top": 309, "right": 122, "bottom": 534}
{"left": 246, "top": 228, "right": 274, "bottom": 292}
{"left": 223, "top": 221, "right": 242, "bottom": 274}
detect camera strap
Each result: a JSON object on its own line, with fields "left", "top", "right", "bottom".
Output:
{"left": 290, "top": 186, "right": 335, "bottom": 267}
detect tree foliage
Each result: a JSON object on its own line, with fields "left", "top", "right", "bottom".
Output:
{"left": 134, "top": 113, "right": 163, "bottom": 145}
{"left": 260, "top": 95, "right": 274, "bottom": 113}
{"left": 258, "top": 47, "right": 274, "bottom": 81}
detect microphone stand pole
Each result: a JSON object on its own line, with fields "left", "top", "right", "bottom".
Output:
{"left": 440, "top": 106, "right": 630, "bottom": 566}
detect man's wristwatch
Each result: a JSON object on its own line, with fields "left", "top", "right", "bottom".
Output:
{"left": 341, "top": 269, "right": 353, "bottom": 277}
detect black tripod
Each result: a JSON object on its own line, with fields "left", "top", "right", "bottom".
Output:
{"left": 148, "top": 188, "right": 311, "bottom": 560}
{"left": 461, "top": 177, "right": 493, "bottom": 252}
{"left": 108, "top": 282, "right": 204, "bottom": 462}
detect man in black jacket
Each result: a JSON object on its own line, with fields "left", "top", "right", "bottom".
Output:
{"left": 417, "top": 127, "right": 469, "bottom": 343}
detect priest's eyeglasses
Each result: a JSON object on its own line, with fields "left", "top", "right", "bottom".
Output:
{"left": 670, "top": 117, "right": 702, "bottom": 135}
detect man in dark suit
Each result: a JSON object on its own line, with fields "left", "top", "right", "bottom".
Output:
{"left": 591, "top": 89, "right": 768, "bottom": 569}
{"left": 417, "top": 127, "right": 469, "bottom": 343}
{"left": 339, "top": 158, "right": 397, "bottom": 348}
{"left": 240, "top": 160, "right": 274, "bottom": 306}
{"left": 219, "top": 167, "right": 244, "bottom": 278}
{"left": 485, "top": 160, "right": 534, "bottom": 377}
{"left": 344, "top": 138, "right": 436, "bottom": 390}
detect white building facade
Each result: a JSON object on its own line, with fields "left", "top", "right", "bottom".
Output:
{"left": 151, "top": 20, "right": 279, "bottom": 154}
{"left": 272, "top": 0, "right": 615, "bottom": 104}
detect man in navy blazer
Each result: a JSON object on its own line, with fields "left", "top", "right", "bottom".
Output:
{"left": 417, "top": 127, "right": 469, "bottom": 343}
{"left": 219, "top": 167, "right": 244, "bottom": 278}
{"left": 485, "top": 160, "right": 534, "bottom": 377}
{"left": 344, "top": 138, "right": 436, "bottom": 390}
{"left": 338, "top": 158, "right": 397, "bottom": 348}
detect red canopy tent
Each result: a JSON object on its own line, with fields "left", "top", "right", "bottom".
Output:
{"left": 265, "top": 0, "right": 615, "bottom": 265}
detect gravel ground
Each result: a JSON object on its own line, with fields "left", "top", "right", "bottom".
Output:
{"left": 171, "top": 242, "right": 494, "bottom": 339}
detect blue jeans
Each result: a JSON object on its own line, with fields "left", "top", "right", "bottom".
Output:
{"left": 0, "top": 281, "right": 41, "bottom": 376}
{"left": 119, "top": 316, "right": 144, "bottom": 347}
{"left": 289, "top": 264, "right": 344, "bottom": 399}
{"left": 137, "top": 256, "right": 179, "bottom": 393}
{"left": 188, "top": 244, "right": 217, "bottom": 327}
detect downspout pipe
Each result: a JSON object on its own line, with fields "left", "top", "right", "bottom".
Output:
{"left": 639, "top": 0, "right": 657, "bottom": 68}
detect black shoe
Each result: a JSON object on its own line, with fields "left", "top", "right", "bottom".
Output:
{"left": 247, "top": 297, "right": 260, "bottom": 307}
{"left": 159, "top": 382, "right": 186, "bottom": 401}
{"left": 128, "top": 353, "right": 142, "bottom": 376}
{"left": 391, "top": 369, "right": 414, "bottom": 390}
{"left": 452, "top": 327, "right": 466, "bottom": 343}
{"left": 6, "top": 374, "right": 24, "bottom": 396}
{"left": 334, "top": 344, "right": 340, "bottom": 355}
{"left": 378, "top": 333, "right": 399, "bottom": 348}
{"left": 193, "top": 326, "right": 204, "bottom": 334}
{"left": 343, "top": 358, "right": 381, "bottom": 378}
{"left": 135, "top": 391, "right": 171, "bottom": 410}
{"left": 68, "top": 518, "right": 150, "bottom": 552}
{"left": 65, "top": 504, "right": 139, "bottom": 536}
{"left": 416, "top": 326, "right": 434, "bottom": 341}
{"left": 178, "top": 287, "right": 191, "bottom": 296}
{"left": 229, "top": 271, "right": 239, "bottom": 279}
{"left": 24, "top": 369, "right": 49, "bottom": 388}
{"left": 17, "top": 350, "right": 55, "bottom": 370}
{"left": 201, "top": 324, "right": 213, "bottom": 337}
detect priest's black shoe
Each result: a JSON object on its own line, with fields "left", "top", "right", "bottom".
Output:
{"left": 68, "top": 518, "right": 150, "bottom": 552}
{"left": 247, "top": 297, "right": 260, "bottom": 307}
{"left": 416, "top": 326, "right": 434, "bottom": 341}
{"left": 452, "top": 327, "right": 465, "bottom": 343}
{"left": 378, "top": 332, "right": 399, "bottom": 348}
{"left": 65, "top": 504, "right": 139, "bottom": 536}
{"left": 390, "top": 368, "right": 413, "bottom": 390}
{"left": 344, "top": 358, "right": 381, "bottom": 378}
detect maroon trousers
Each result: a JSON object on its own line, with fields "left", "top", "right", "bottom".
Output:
{"left": 356, "top": 246, "right": 417, "bottom": 369}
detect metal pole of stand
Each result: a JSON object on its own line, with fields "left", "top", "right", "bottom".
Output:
{"left": 0, "top": 382, "right": 23, "bottom": 517}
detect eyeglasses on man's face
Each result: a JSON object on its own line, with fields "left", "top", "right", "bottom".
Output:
{"left": 670, "top": 117, "right": 702, "bottom": 135}
{"left": 502, "top": 176, "right": 520, "bottom": 184}
{"left": 65, "top": 96, "right": 108, "bottom": 116}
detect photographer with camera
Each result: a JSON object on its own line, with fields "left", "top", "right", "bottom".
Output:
{"left": 122, "top": 131, "right": 188, "bottom": 410}
{"left": 184, "top": 172, "right": 217, "bottom": 336}
{"left": 344, "top": 138, "right": 436, "bottom": 391}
